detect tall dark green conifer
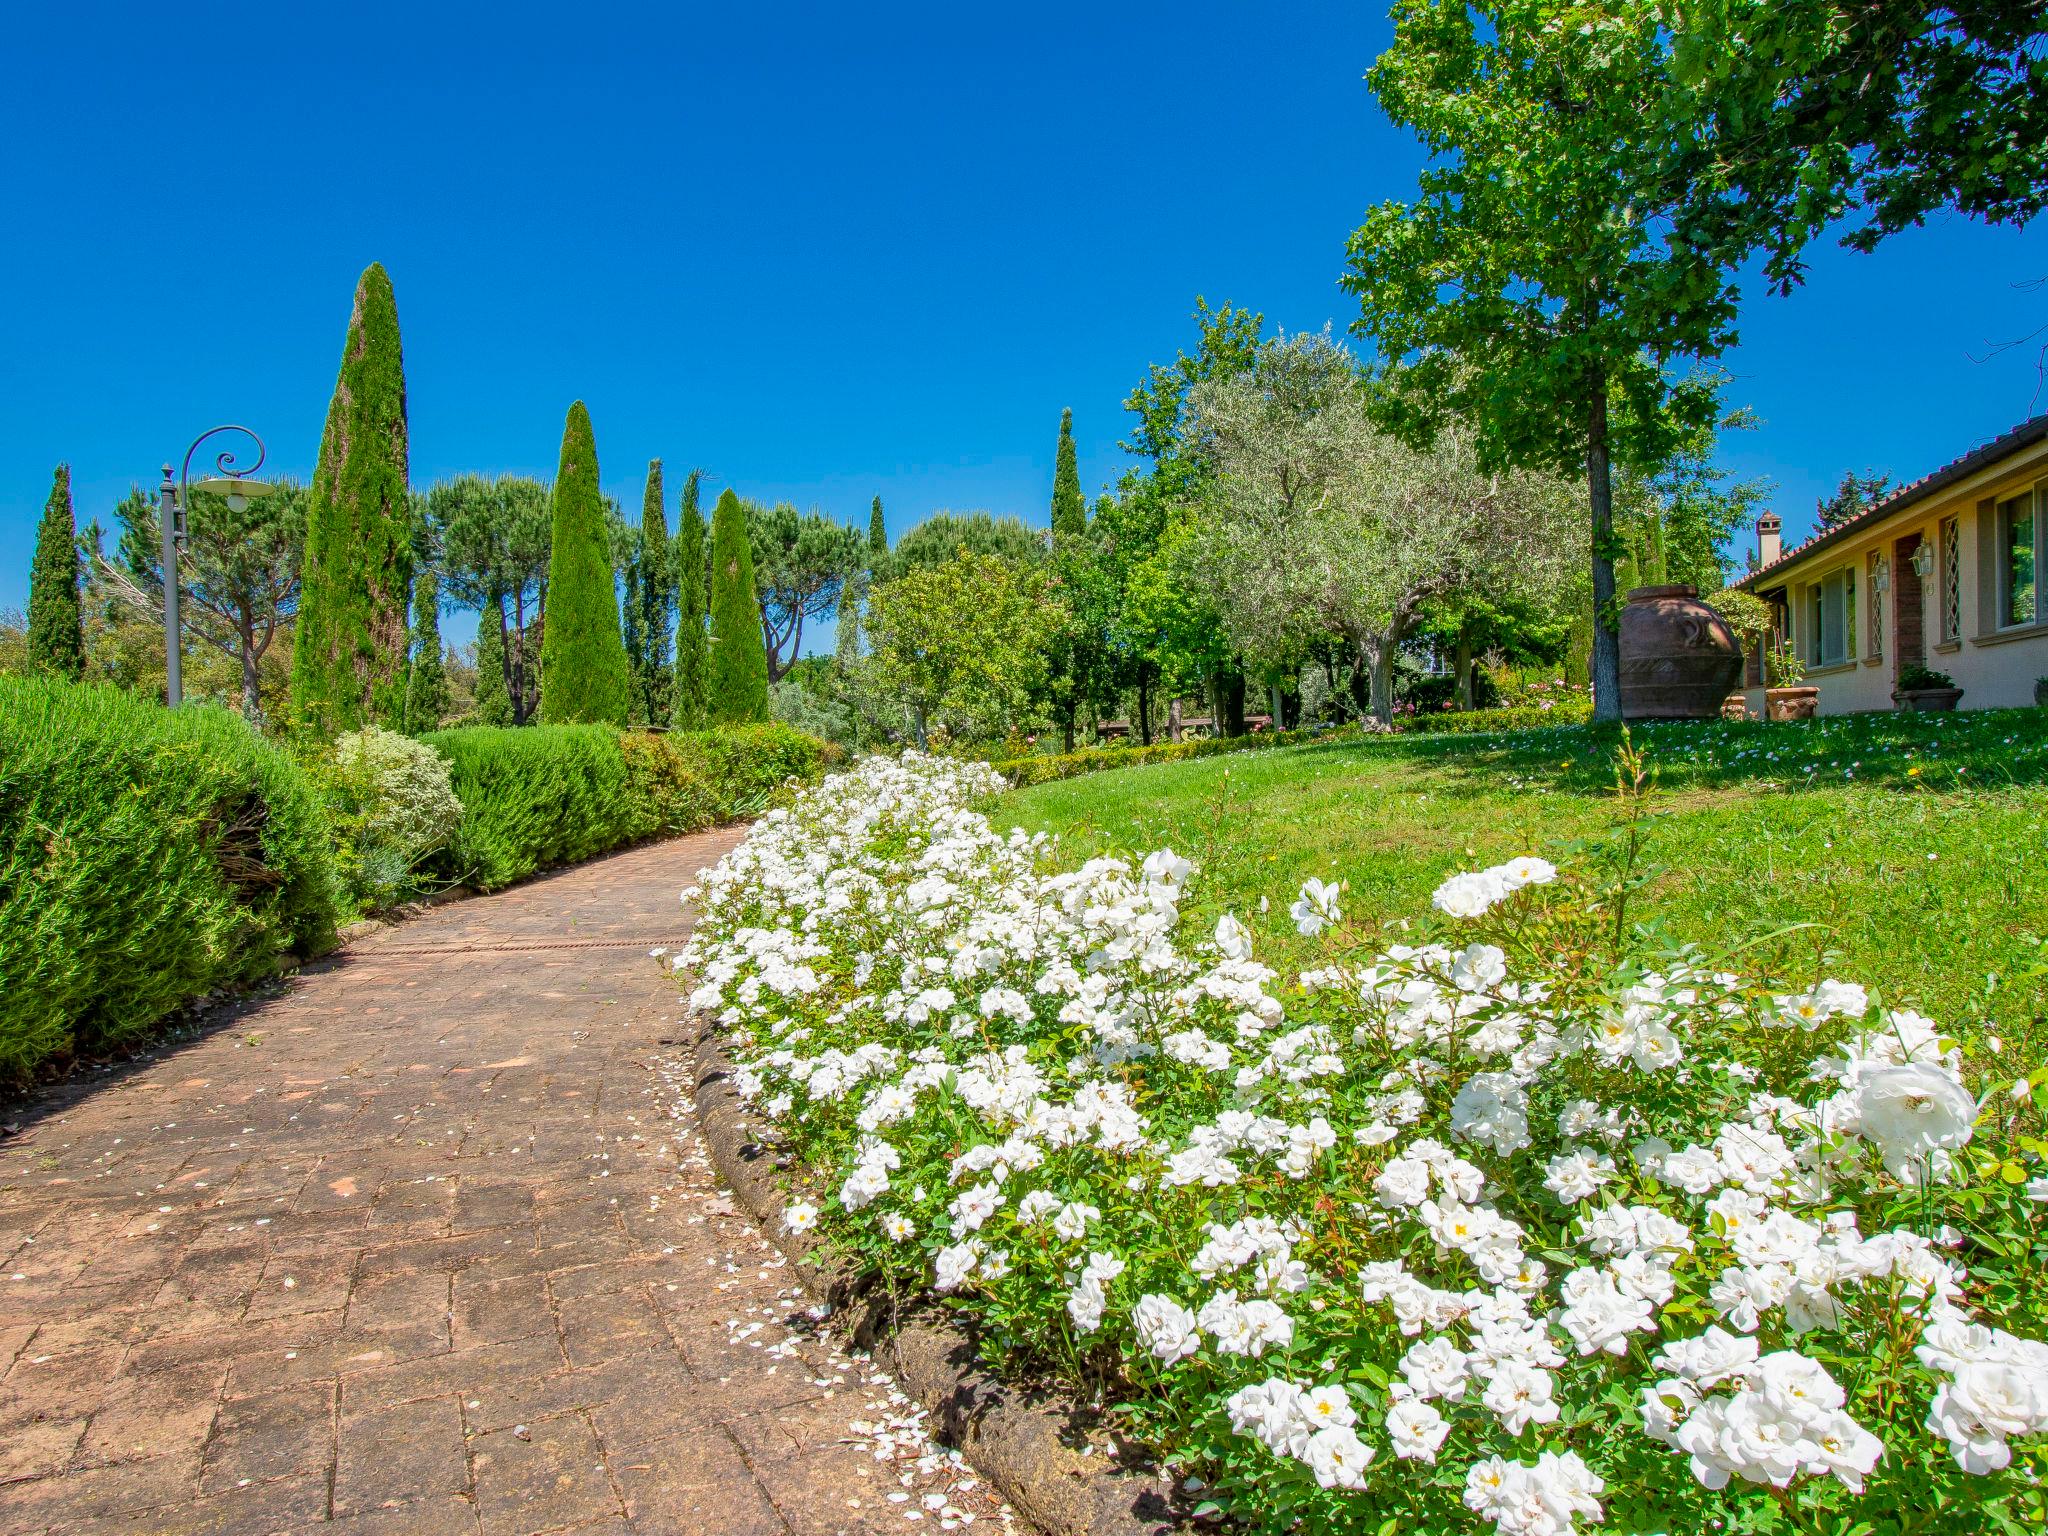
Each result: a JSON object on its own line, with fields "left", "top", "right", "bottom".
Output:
{"left": 474, "top": 593, "right": 514, "bottom": 725}
{"left": 27, "top": 464, "right": 84, "bottom": 680}
{"left": 292, "top": 263, "right": 413, "bottom": 735}
{"left": 1051, "top": 408, "right": 1086, "bottom": 540}
{"left": 868, "top": 495, "right": 887, "bottom": 561}
{"left": 707, "top": 488, "right": 768, "bottom": 723}
{"left": 536, "top": 402, "right": 633, "bottom": 725}
{"left": 404, "top": 565, "right": 450, "bottom": 731}
{"left": 672, "top": 470, "right": 710, "bottom": 730}
{"left": 632, "top": 458, "right": 673, "bottom": 724}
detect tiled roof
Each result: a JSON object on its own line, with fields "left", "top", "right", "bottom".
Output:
{"left": 1739, "top": 412, "right": 2048, "bottom": 590}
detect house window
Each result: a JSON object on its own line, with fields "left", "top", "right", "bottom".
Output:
{"left": 1807, "top": 568, "right": 1855, "bottom": 666}
{"left": 2000, "top": 490, "right": 2039, "bottom": 628}
{"left": 1938, "top": 516, "right": 1960, "bottom": 641}
{"left": 1866, "top": 551, "right": 1883, "bottom": 660}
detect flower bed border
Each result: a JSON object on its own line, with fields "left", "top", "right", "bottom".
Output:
{"left": 690, "top": 1015, "right": 1182, "bottom": 1536}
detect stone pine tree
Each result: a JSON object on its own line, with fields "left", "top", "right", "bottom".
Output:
{"left": 1051, "top": 408, "right": 1086, "bottom": 540}
{"left": 292, "top": 262, "right": 413, "bottom": 735}
{"left": 707, "top": 487, "right": 768, "bottom": 723}
{"left": 632, "top": 459, "right": 673, "bottom": 724}
{"left": 404, "top": 564, "right": 449, "bottom": 731}
{"left": 27, "top": 464, "right": 84, "bottom": 680}
{"left": 474, "top": 592, "right": 515, "bottom": 725}
{"left": 671, "top": 470, "right": 710, "bottom": 731}
{"left": 537, "top": 402, "right": 633, "bottom": 725}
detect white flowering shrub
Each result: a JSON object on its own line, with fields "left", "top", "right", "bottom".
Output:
{"left": 680, "top": 752, "right": 2048, "bottom": 1535}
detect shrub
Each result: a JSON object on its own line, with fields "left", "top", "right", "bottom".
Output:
{"left": 422, "top": 721, "right": 826, "bottom": 891}
{"left": 0, "top": 677, "right": 337, "bottom": 1082}
{"left": 1897, "top": 663, "right": 1957, "bottom": 691}
{"left": 1392, "top": 699, "right": 1594, "bottom": 735}
{"left": 996, "top": 726, "right": 1359, "bottom": 787}
{"left": 319, "top": 726, "right": 463, "bottom": 909}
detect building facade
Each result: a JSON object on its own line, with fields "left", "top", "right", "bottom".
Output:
{"left": 1738, "top": 415, "right": 2048, "bottom": 715}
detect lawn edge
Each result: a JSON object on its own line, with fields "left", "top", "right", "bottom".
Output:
{"left": 690, "top": 1015, "right": 1183, "bottom": 1536}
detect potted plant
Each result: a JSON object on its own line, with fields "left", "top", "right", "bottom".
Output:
{"left": 1763, "top": 642, "right": 1819, "bottom": 721}
{"left": 1894, "top": 663, "right": 1965, "bottom": 712}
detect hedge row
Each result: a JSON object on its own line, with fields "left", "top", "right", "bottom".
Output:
{"left": 994, "top": 724, "right": 1359, "bottom": 787}
{"left": 0, "top": 678, "right": 338, "bottom": 1082}
{"left": 421, "top": 721, "right": 825, "bottom": 890}
{"left": 1390, "top": 699, "right": 1594, "bottom": 734}
{"left": 0, "top": 677, "right": 827, "bottom": 1085}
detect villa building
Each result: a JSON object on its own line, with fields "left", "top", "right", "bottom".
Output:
{"left": 1737, "top": 413, "right": 2048, "bottom": 714}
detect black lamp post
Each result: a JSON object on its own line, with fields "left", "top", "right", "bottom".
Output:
{"left": 158, "top": 425, "right": 274, "bottom": 706}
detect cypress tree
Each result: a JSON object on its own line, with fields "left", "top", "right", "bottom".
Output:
{"left": 27, "top": 464, "right": 84, "bottom": 680}
{"left": 707, "top": 487, "right": 768, "bottom": 723}
{"left": 634, "top": 458, "right": 673, "bottom": 724}
{"left": 293, "top": 263, "right": 412, "bottom": 735}
{"left": 868, "top": 495, "right": 887, "bottom": 560}
{"left": 404, "top": 564, "right": 450, "bottom": 731}
{"left": 536, "top": 402, "right": 633, "bottom": 725}
{"left": 1051, "top": 408, "right": 1086, "bottom": 540}
{"left": 672, "top": 470, "right": 710, "bottom": 730}
{"left": 474, "top": 593, "right": 515, "bottom": 725}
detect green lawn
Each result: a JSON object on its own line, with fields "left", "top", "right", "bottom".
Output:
{"left": 1002, "top": 710, "right": 2048, "bottom": 1070}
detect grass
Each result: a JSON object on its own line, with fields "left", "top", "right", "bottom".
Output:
{"left": 1002, "top": 709, "right": 2048, "bottom": 1073}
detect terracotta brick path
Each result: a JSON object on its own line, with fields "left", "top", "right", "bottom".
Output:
{"left": 0, "top": 833, "right": 1013, "bottom": 1536}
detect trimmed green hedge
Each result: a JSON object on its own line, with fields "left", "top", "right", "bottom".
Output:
{"left": 0, "top": 677, "right": 338, "bottom": 1083}
{"left": 423, "top": 721, "right": 826, "bottom": 890}
{"left": 994, "top": 725, "right": 1358, "bottom": 787}
{"left": 1391, "top": 699, "right": 1594, "bottom": 734}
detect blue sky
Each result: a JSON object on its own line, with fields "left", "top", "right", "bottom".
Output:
{"left": 4, "top": 1, "right": 2044, "bottom": 652}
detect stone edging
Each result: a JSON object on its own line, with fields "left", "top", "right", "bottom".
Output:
{"left": 690, "top": 1019, "right": 1182, "bottom": 1536}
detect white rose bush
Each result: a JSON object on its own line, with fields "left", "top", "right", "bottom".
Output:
{"left": 678, "top": 751, "right": 2048, "bottom": 1534}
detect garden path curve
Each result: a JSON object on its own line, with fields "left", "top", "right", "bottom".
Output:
{"left": 0, "top": 832, "right": 1013, "bottom": 1536}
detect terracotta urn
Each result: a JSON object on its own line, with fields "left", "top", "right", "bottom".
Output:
{"left": 1720, "top": 691, "right": 1752, "bottom": 722}
{"left": 1765, "top": 687, "right": 1820, "bottom": 722}
{"left": 1618, "top": 585, "right": 1744, "bottom": 720}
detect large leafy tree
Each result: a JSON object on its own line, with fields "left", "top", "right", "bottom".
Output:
{"left": 100, "top": 479, "right": 309, "bottom": 720}
{"left": 864, "top": 549, "right": 1064, "bottom": 746}
{"left": 744, "top": 499, "right": 865, "bottom": 682}
{"left": 708, "top": 488, "right": 769, "bottom": 722}
{"left": 536, "top": 402, "right": 632, "bottom": 725}
{"left": 430, "top": 474, "right": 551, "bottom": 724}
{"left": 1814, "top": 469, "right": 1893, "bottom": 533}
{"left": 1179, "top": 332, "right": 1581, "bottom": 721}
{"left": 672, "top": 470, "right": 710, "bottom": 730}
{"left": 292, "top": 262, "right": 414, "bottom": 735}
{"left": 27, "top": 465, "right": 84, "bottom": 680}
{"left": 1346, "top": 0, "right": 1733, "bottom": 721}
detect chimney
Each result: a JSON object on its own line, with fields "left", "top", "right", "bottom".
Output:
{"left": 1757, "top": 511, "right": 1782, "bottom": 568}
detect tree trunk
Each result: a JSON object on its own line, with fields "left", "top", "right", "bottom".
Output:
{"left": 508, "top": 594, "right": 527, "bottom": 726}
{"left": 1218, "top": 669, "right": 1246, "bottom": 736}
{"left": 1455, "top": 634, "right": 1476, "bottom": 711}
{"left": 1136, "top": 668, "right": 1153, "bottom": 747}
{"left": 1168, "top": 696, "right": 1183, "bottom": 742}
{"left": 1587, "top": 375, "right": 1622, "bottom": 723}
{"left": 1060, "top": 702, "right": 1076, "bottom": 754}
{"left": 1269, "top": 678, "right": 1284, "bottom": 729}
{"left": 239, "top": 616, "right": 262, "bottom": 722}
{"left": 1368, "top": 644, "right": 1395, "bottom": 724}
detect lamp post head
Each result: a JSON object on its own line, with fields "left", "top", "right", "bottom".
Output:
{"left": 191, "top": 475, "right": 277, "bottom": 513}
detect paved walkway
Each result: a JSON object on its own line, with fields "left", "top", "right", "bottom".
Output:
{"left": 0, "top": 833, "right": 1012, "bottom": 1536}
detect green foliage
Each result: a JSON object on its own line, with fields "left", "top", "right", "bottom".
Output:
{"left": 1390, "top": 699, "right": 1595, "bottom": 734}
{"left": 628, "top": 459, "right": 674, "bottom": 725}
{"left": 1051, "top": 407, "right": 1086, "bottom": 539}
{"left": 27, "top": 464, "right": 83, "bottom": 680}
{"left": 744, "top": 498, "right": 865, "bottom": 680}
{"left": 421, "top": 720, "right": 823, "bottom": 890}
{"left": 536, "top": 402, "right": 633, "bottom": 725}
{"left": 708, "top": 488, "right": 769, "bottom": 723}
{"left": 1815, "top": 468, "right": 1894, "bottom": 532}
{"left": 864, "top": 549, "right": 1065, "bottom": 743}
{"left": 404, "top": 564, "right": 450, "bottom": 732}
{"left": 293, "top": 262, "right": 413, "bottom": 737}
{"left": 868, "top": 495, "right": 888, "bottom": 561}
{"left": 428, "top": 474, "right": 551, "bottom": 725}
{"left": 672, "top": 470, "right": 710, "bottom": 731}
{"left": 1898, "top": 662, "right": 1958, "bottom": 691}
{"left": 889, "top": 511, "right": 1046, "bottom": 575}
{"left": 319, "top": 725, "right": 462, "bottom": 909}
{"left": 472, "top": 598, "right": 515, "bottom": 725}
{"left": 0, "top": 676, "right": 337, "bottom": 1082}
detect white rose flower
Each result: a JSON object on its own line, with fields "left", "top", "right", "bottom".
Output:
{"left": 1857, "top": 1063, "right": 1977, "bottom": 1175}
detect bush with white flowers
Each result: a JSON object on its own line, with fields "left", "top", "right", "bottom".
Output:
{"left": 679, "top": 752, "right": 2048, "bottom": 1534}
